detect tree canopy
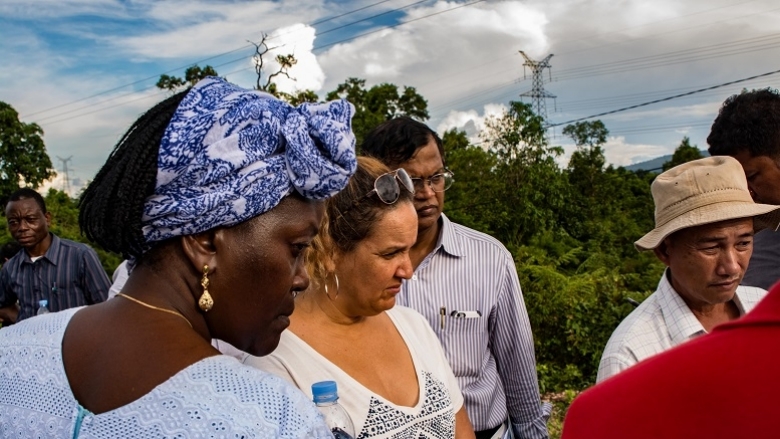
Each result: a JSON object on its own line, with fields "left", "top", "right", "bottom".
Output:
{"left": 326, "top": 77, "right": 429, "bottom": 146}
{"left": 156, "top": 65, "right": 219, "bottom": 91}
{"left": 0, "top": 101, "right": 54, "bottom": 204}
{"left": 663, "top": 136, "right": 703, "bottom": 171}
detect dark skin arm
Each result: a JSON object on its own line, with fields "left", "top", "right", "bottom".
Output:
{"left": 0, "top": 304, "right": 19, "bottom": 324}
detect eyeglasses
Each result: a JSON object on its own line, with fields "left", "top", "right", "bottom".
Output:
{"left": 410, "top": 170, "right": 454, "bottom": 193}
{"left": 337, "top": 168, "right": 415, "bottom": 219}
{"left": 370, "top": 168, "right": 415, "bottom": 204}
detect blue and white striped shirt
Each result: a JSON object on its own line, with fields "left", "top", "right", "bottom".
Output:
{"left": 0, "top": 234, "right": 110, "bottom": 321}
{"left": 396, "top": 214, "right": 550, "bottom": 438}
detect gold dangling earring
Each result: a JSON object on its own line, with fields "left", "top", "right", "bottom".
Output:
{"left": 199, "top": 265, "right": 214, "bottom": 312}
{"left": 333, "top": 273, "right": 340, "bottom": 299}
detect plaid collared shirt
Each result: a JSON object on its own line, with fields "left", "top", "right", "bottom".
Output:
{"left": 597, "top": 269, "right": 766, "bottom": 382}
{"left": 0, "top": 234, "right": 110, "bottom": 322}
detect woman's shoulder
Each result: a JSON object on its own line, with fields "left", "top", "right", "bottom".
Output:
{"left": 1, "top": 308, "right": 81, "bottom": 344}
{"left": 128, "top": 355, "right": 331, "bottom": 437}
{"left": 0, "top": 309, "right": 81, "bottom": 377}
{"left": 387, "top": 306, "right": 431, "bottom": 330}
{"left": 168, "top": 354, "right": 310, "bottom": 400}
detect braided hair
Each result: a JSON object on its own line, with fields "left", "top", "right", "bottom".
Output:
{"left": 79, "top": 90, "right": 189, "bottom": 261}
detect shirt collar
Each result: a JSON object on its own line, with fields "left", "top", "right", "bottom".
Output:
{"left": 434, "top": 214, "right": 464, "bottom": 258}
{"left": 22, "top": 233, "right": 59, "bottom": 266}
{"left": 659, "top": 268, "right": 750, "bottom": 345}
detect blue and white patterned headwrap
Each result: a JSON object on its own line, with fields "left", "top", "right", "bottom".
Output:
{"left": 141, "top": 77, "right": 357, "bottom": 244}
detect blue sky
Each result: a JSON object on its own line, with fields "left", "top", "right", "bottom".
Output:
{"left": 2, "top": 0, "right": 780, "bottom": 194}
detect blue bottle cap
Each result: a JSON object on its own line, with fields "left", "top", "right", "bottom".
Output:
{"left": 311, "top": 380, "right": 339, "bottom": 403}
{"left": 39, "top": 299, "right": 48, "bottom": 307}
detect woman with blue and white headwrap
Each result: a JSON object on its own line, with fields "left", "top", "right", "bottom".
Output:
{"left": 0, "top": 77, "right": 357, "bottom": 438}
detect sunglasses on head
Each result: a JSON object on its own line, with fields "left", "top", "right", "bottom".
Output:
{"left": 337, "top": 168, "right": 414, "bottom": 219}
{"left": 370, "top": 168, "right": 415, "bottom": 204}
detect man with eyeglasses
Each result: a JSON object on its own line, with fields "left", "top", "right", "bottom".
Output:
{"left": 362, "top": 117, "right": 550, "bottom": 439}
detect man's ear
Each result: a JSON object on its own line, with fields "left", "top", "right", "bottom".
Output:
{"left": 653, "top": 240, "right": 672, "bottom": 266}
{"left": 44, "top": 211, "right": 52, "bottom": 227}
{"left": 181, "top": 230, "right": 219, "bottom": 273}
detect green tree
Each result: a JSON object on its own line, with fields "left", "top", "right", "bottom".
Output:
{"left": 278, "top": 89, "right": 320, "bottom": 106}
{"left": 156, "top": 65, "right": 219, "bottom": 91}
{"left": 564, "top": 121, "right": 609, "bottom": 240}
{"left": 479, "top": 101, "right": 568, "bottom": 245}
{"left": 0, "top": 102, "right": 55, "bottom": 204}
{"left": 441, "top": 129, "right": 502, "bottom": 233}
{"left": 43, "top": 189, "right": 122, "bottom": 274}
{"left": 663, "top": 136, "right": 702, "bottom": 171}
{"left": 441, "top": 128, "right": 471, "bottom": 152}
{"left": 562, "top": 120, "right": 608, "bottom": 149}
{"left": 326, "top": 78, "right": 429, "bottom": 146}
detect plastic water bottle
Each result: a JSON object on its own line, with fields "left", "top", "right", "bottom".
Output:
{"left": 37, "top": 299, "right": 50, "bottom": 315}
{"left": 312, "top": 381, "right": 355, "bottom": 439}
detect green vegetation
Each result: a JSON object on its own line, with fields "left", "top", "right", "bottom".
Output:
{"left": 444, "top": 105, "right": 666, "bottom": 394}
{"left": 0, "top": 101, "right": 55, "bottom": 206}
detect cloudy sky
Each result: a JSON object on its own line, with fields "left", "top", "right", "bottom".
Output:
{"left": 2, "top": 0, "right": 779, "bottom": 194}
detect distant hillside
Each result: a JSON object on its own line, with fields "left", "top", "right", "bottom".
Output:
{"left": 624, "top": 150, "right": 710, "bottom": 172}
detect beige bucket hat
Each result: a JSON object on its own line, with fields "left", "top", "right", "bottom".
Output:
{"left": 635, "top": 156, "right": 780, "bottom": 251}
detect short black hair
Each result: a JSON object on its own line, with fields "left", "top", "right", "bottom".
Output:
{"left": 707, "top": 88, "right": 780, "bottom": 158}
{"left": 361, "top": 117, "right": 444, "bottom": 167}
{"left": 79, "top": 90, "right": 189, "bottom": 261}
{"left": 7, "top": 187, "right": 46, "bottom": 214}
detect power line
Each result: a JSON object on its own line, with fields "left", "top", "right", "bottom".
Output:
{"left": 21, "top": 0, "right": 419, "bottom": 119}
{"left": 30, "top": 0, "right": 485, "bottom": 126}
{"left": 553, "top": 34, "right": 780, "bottom": 82}
{"left": 556, "top": 77, "right": 775, "bottom": 112}
{"left": 555, "top": 3, "right": 780, "bottom": 57}
{"left": 313, "top": 0, "right": 486, "bottom": 51}
{"left": 554, "top": 0, "right": 766, "bottom": 54}
{"left": 547, "top": 68, "right": 780, "bottom": 127}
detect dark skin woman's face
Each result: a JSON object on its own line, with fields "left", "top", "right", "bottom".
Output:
{"left": 206, "top": 195, "right": 324, "bottom": 356}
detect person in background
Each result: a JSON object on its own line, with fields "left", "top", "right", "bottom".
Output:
{"left": 108, "top": 260, "right": 129, "bottom": 299}
{"left": 0, "top": 77, "right": 356, "bottom": 437}
{"left": 244, "top": 156, "right": 475, "bottom": 439}
{"left": 0, "top": 188, "right": 110, "bottom": 323}
{"left": 361, "top": 117, "right": 549, "bottom": 439}
{"left": 597, "top": 156, "right": 779, "bottom": 382}
{"left": 0, "top": 241, "right": 21, "bottom": 265}
{"left": 707, "top": 87, "right": 780, "bottom": 290}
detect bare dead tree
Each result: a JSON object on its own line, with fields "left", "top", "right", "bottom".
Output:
{"left": 249, "top": 34, "right": 298, "bottom": 93}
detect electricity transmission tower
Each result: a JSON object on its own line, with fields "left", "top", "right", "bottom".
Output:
{"left": 518, "top": 51, "right": 556, "bottom": 120}
{"left": 57, "top": 156, "right": 73, "bottom": 195}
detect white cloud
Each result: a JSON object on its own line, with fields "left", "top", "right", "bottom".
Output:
{"left": 436, "top": 103, "right": 507, "bottom": 141}
{"left": 263, "top": 24, "right": 325, "bottom": 93}
{"left": 601, "top": 136, "right": 671, "bottom": 167}
{"left": 3, "top": 0, "right": 780, "bottom": 185}
{"left": 319, "top": 0, "right": 549, "bottom": 106}
{"left": 0, "top": 0, "right": 124, "bottom": 19}
{"left": 115, "top": 1, "right": 327, "bottom": 60}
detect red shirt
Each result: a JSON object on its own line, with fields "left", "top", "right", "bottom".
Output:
{"left": 562, "top": 281, "right": 780, "bottom": 439}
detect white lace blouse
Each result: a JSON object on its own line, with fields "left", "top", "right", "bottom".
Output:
{"left": 0, "top": 308, "right": 332, "bottom": 438}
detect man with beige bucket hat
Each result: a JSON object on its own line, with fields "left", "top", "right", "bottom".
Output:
{"left": 596, "top": 155, "right": 780, "bottom": 383}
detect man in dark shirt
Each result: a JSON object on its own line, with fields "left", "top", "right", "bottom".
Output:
{"left": 0, "top": 188, "right": 110, "bottom": 323}
{"left": 707, "top": 88, "right": 780, "bottom": 290}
